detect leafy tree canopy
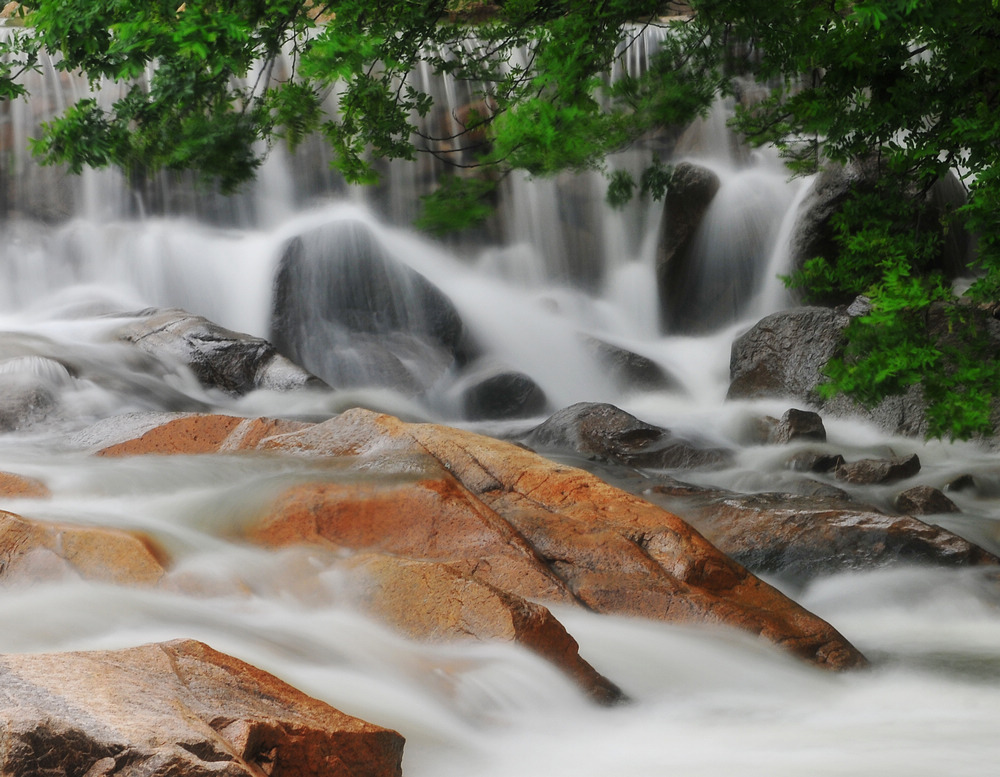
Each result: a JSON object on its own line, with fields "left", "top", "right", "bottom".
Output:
{"left": 2, "top": 0, "right": 1000, "bottom": 438}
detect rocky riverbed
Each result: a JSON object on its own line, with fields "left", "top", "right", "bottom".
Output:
{"left": 0, "top": 306, "right": 997, "bottom": 775}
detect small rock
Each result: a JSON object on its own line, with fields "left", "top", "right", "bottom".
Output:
{"left": 580, "top": 336, "right": 682, "bottom": 393}
{"left": 894, "top": 485, "right": 960, "bottom": 515}
{"left": 461, "top": 366, "right": 547, "bottom": 420}
{"left": 786, "top": 451, "right": 846, "bottom": 473}
{"left": 0, "top": 471, "right": 49, "bottom": 498}
{"left": 945, "top": 474, "right": 977, "bottom": 493}
{"left": 526, "top": 402, "right": 732, "bottom": 470}
{"left": 770, "top": 408, "right": 827, "bottom": 444}
{"left": 835, "top": 453, "right": 921, "bottom": 485}
{"left": 0, "top": 510, "right": 166, "bottom": 587}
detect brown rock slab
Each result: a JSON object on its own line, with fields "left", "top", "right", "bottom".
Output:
{"left": 654, "top": 490, "right": 997, "bottom": 585}
{"left": 894, "top": 485, "right": 960, "bottom": 516}
{"left": 0, "top": 639, "right": 404, "bottom": 777}
{"left": 94, "top": 409, "right": 871, "bottom": 671}
{"left": 249, "top": 470, "right": 574, "bottom": 605}
{"left": 255, "top": 409, "right": 867, "bottom": 671}
{"left": 343, "top": 553, "right": 624, "bottom": 705}
{"left": 97, "top": 414, "right": 310, "bottom": 457}
{"left": 0, "top": 510, "right": 166, "bottom": 586}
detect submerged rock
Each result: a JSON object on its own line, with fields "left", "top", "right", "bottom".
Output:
{"left": 342, "top": 553, "right": 624, "bottom": 705}
{"left": 0, "top": 510, "right": 166, "bottom": 587}
{"left": 459, "top": 364, "right": 548, "bottom": 420}
{"left": 579, "top": 336, "right": 683, "bottom": 394}
{"left": 0, "top": 471, "right": 49, "bottom": 498}
{"left": 0, "top": 639, "right": 405, "bottom": 777}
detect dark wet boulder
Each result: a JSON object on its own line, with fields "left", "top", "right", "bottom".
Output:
{"left": 525, "top": 402, "right": 732, "bottom": 469}
{"left": 460, "top": 364, "right": 548, "bottom": 420}
{"left": 270, "top": 220, "right": 472, "bottom": 392}
{"left": 894, "top": 485, "right": 960, "bottom": 516}
{"left": 116, "top": 307, "right": 324, "bottom": 396}
{"left": 770, "top": 408, "right": 827, "bottom": 444}
{"left": 644, "top": 484, "right": 998, "bottom": 585}
{"left": 656, "top": 162, "right": 721, "bottom": 331}
{"left": 728, "top": 307, "right": 849, "bottom": 402}
{"left": 788, "top": 163, "right": 972, "bottom": 305}
{"left": 835, "top": 453, "right": 921, "bottom": 485}
{"left": 945, "top": 474, "right": 978, "bottom": 494}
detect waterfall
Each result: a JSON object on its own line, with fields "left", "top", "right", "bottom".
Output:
{"left": 0, "top": 22, "right": 997, "bottom": 777}
{"left": 0, "top": 24, "right": 805, "bottom": 424}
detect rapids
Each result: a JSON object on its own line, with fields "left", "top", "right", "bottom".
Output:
{"left": 0, "top": 25, "right": 997, "bottom": 777}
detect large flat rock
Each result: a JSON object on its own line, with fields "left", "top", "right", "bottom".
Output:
{"left": 0, "top": 639, "right": 404, "bottom": 777}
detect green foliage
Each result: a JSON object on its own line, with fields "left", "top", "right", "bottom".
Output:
{"left": 1, "top": 2, "right": 710, "bottom": 201}
{"left": 692, "top": 0, "right": 1000, "bottom": 439}
{"left": 415, "top": 174, "right": 497, "bottom": 235}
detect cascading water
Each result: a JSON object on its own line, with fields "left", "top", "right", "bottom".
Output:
{"left": 0, "top": 22, "right": 998, "bottom": 777}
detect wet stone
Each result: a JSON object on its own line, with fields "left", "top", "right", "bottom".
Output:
{"left": 770, "top": 408, "right": 827, "bottom": 444}
{"left": 835, "top": 453, "right": 921, "bottom": 485}
{"left": 894, "top": 485, "right": 960, "bottom": 516}
{"left": 786, "top": 451, "right": 846, "bottom": 474}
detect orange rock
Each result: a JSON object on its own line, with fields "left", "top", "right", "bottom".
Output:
{"left": 0, "top": 470, "right": 49, "bottom": 498}
{"left": 258, "top": 409, "right": 867, "bottom": 670}
{"left": 251, "top": 471, "right": 574, "bottom": 604}
{"left": 0, "top": 639, "right": 404, "bottom": 777}
{"left": 0, "top": 510, "right": 166, "bottom": 586}
{"left": 343, "top": 552, "right": 623, "bottom": 704}
{"left": 97, "top": 414, "right": 309, "bottom": 456}
{"left": 90, "top": 409, "right": 868, "bottom": 670}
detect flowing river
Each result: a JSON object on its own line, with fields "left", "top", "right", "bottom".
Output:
{"left": 0, "top": 28, "right": 999, "bottom": 776}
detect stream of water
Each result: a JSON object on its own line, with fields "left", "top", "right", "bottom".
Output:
{"left": 0, "top": 26, "right": 998, "bottom": 776}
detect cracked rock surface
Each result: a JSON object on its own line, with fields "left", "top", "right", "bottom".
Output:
{"left": 0, "top": 639, "right": 404, "bottom": 777}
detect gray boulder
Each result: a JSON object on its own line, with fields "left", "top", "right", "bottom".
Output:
{"left": 117, "top": 308, "right": 325, "bottom": 396}
{"left": 728, "top": 305, "right": 931, "bottom": 436}
{"left": 728, "top": 306, "right": 849, "bottom": 402}
{"left": 270, "top": 220, "right": 471, "bottom": 393}
{"left": 525, "top": 401, "right": 732, "bottom": 470}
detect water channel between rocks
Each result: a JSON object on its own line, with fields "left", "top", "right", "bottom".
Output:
{"left": 0, "top": 26, "right": 998, "bottom": 777}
